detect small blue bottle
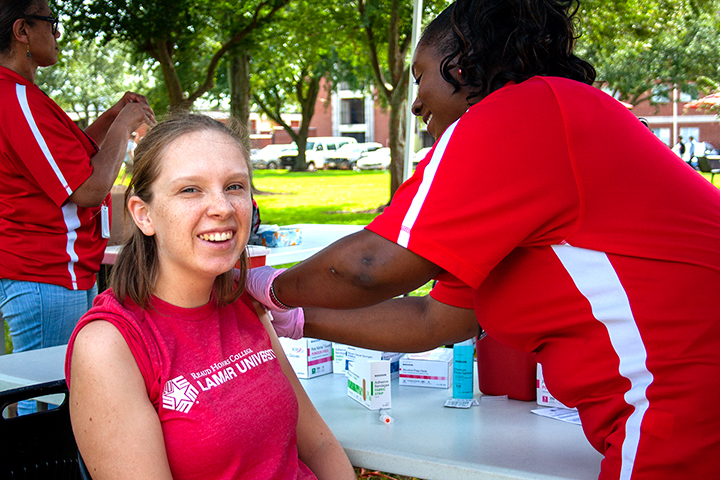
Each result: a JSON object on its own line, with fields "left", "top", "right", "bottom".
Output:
{"left": 453, "top": 338, "right": 475, "bottom": 399}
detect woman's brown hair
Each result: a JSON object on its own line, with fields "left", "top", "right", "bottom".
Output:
{"left": 110, "top": 114, "right": 250, "bottom": 308}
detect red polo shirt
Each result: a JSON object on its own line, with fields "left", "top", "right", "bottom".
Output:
{"left": 0, "top": 66, "right": 107, "bottom": 290}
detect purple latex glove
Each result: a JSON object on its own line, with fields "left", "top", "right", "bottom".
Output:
{"left": 245, "top": 266, "right": 290, "bottom": 312}
{"left": 268, "top": 308, "right": 305, "bottom": 339}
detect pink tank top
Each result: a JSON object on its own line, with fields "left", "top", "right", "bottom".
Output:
{"left": 66, "top": 289, "right": 316, "bottom": 480}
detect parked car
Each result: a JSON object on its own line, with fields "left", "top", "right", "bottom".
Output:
{"left": 412, "top": 147, "right": 433, "bottom": 167}
{"left": 325, "top": 142, "right": 383, "bottom": 169}
{"left": 356, "top": 147, "right": 391, "bottom": 170}
{"left": 251, "top": 144, "right": 295, "bottom": 169}
{"left": 278, "top": 137, "right": 357, "bottom": 171}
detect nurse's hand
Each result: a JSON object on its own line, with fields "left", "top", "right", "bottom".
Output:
{"left": 245, "top": 266, "right": 292, "bottom": 311}
{"left": 267, "top": 308, "right": 305, "bottom": 339}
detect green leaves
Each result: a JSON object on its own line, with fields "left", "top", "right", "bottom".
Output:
{"left": 58, "top": 0, "right": 289, "bottom": 110}
{"left": 576, "top": 0, "right": 720, "bottom": 103}
{"left": 49, "top": 0, "right": 720, "bottom": 133}
{"left": 35, "top": 34, "right": 154, "bottom": 128}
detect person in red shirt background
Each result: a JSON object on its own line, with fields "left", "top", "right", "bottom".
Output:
{"left": 0, "top": 0, "right": 155, "bottom": 414}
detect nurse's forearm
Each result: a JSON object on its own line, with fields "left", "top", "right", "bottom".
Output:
{"left": 303, "top": 296, "right": 479, "bottom": 353}
{"left": 274, "top": 230, "right": 440, "bottom": 309}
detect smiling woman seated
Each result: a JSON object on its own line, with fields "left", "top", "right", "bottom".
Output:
{"left": 64, "top": 114, "right": 356, "bottom": 480}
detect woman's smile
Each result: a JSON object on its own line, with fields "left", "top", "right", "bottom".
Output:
{"left": 198, "top": 231, "right": 235, "bottom": 243}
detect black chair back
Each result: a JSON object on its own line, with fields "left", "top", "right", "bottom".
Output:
{"left": 0, "top": 380, "right": 83, "bottom": 480}
{"left": 697, "top": 156, "right": 712, "bottom": 173}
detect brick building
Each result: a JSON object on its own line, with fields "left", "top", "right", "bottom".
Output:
{"left": 251, "top": 80, "right": 720, "bottom": 154}
{"left": 249, "top": 78, "right": 392, "bottom": 149}
{"left": 629, "top": 87, "right": 720, "bottom": 150}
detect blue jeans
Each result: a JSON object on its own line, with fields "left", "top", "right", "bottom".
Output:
{"left": 0, "top": 279, "right": 97, "bottom": 415}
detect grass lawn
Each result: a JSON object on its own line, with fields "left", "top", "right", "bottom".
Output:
{"left": 702, "top": 171, "right": 720, "bottom": 187}
{"left": 252, "top": 169, "right": 391, "bottom": 226}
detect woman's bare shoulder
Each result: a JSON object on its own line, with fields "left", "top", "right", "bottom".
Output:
{"left": 72, "top": 320, "right": 134, "bottom": 368}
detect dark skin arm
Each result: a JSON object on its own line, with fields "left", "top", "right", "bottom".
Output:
{"left": 303, "top": 295, "right": 479, "bottom": 353}
{"left": 274, "top": 229, "right": 479, "bottom": 351}
{"left": 69, "top": 93, "right": 155, "bottom": 208}
{"left": 275, "top": 230, "right": 442, "bottom": 309}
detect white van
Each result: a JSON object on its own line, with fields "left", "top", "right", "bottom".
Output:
{"left": 278, "top": 137, "right": 357, "bottom": 171}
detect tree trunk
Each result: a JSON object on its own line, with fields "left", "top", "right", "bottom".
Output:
{"left": 293, "top": 76, "right": 321, "bottom": 171}
{"left": 388, "top": 79, "right": 408, "bottom": 198}
{"left": 80, "top": 106, "right": 89, "bottom": 130}
{"left": 228, "top": 51, "right": 252, "bottom": 158}
{"left": 295, "top": 134, "right": 309, "bottom": 171}
{"left": 153, "top": 40, "right": 186, "bottom": 108}
{"left": 228, "top": 50, "right": 262, "bottom": 193}
{"left": 361, "top": 0, "right": 411, "bottom": 201}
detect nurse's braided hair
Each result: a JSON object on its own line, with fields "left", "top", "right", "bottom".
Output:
{"left": 419, "top": 0, "right": 596, "bottom": 103}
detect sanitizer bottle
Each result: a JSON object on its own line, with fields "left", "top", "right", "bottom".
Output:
{"left": 453, "top": 338, "right": 475, "bottom": 399}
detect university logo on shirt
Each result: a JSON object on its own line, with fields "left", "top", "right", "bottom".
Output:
{"left": 162, "top": 375, "right": 199, "bottom": 413}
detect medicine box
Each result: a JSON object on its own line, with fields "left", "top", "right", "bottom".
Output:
{"left": 536, "top": 364, "right": 573, "bottom": 409}
{"left": 399, "top": 348, "right": 453, "bottom": 388}
{"left": 258, "top": 226, "right": 302, "bottom": 247}
{"left": 279, "top": 337, "right": 332, "bottom": 379}
{"left": 332, "top": 343, "right": 350, "bottom": 375}
{"left": 346, "top": 359, "right": 392, "bottom": 410}
{"left": 345, "top": 346, "right": 403, "bottom": 380}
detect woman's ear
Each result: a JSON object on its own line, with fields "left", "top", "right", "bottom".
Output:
{"left": 12, "top": 18, "right": 30, "bottom": 45}
{"left": 127, "top": 195, "right": 155, "bottom": 236}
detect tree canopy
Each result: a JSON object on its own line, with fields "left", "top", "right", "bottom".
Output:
{"left": 576, "top": 0, "right": 720, "bottom": 103}
{"left": 347, "top": 0, "right": 448, "bottom": 197}
{"left": 50, "top": 0, "right": 720, "bottom": 180}
{"left": 59, "top": 0, "right": 288, "bottom": 111}
{"left": 36, "top": 34, "right": 153, "bottom": 128}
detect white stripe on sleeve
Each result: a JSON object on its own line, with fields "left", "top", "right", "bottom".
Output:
{"left": 16, "top": 84, "right": 73, "bottom": 196}
{"left": 397, "top": 119, "right": 460, "bottom": 247}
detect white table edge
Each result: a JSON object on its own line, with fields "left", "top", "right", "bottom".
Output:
{"left": 344, "top": 447, "right": 582, "bottom": 480}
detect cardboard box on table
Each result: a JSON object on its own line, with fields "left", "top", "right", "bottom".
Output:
{"left": 346, "top": 359, "right": 391, "bottom": 410}
{"left": 345, "top": 346, "right": 403, "bottom": 380}
{"left": 332, "top": 343, "right": 350, "bottom": 375}
{"left": 258, "top": 226, "right": 302, "bottom": 247}
{"left": 399, "top": 348, "right": 453, "bottom": 389}
{"left": 278, "top": 338, "right": 332, "bottom": 379}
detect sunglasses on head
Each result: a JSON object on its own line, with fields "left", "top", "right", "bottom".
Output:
{"left": 25, "top": 15, "right": 59, "bottom": 35}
